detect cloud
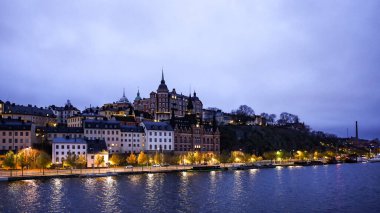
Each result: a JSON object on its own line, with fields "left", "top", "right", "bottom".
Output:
{"left": 0, "top": 0, "right": 379, "bottom": 139}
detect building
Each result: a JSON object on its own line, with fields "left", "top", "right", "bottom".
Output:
{"left": 83, "top": 119, "right": 121, "bottom": 153}
{"left": 171, "top": 102, "right": 220, "bottom": 154}
{"left": 86, "top": 139, "right": 109, "bottom": 168}
{"left": 120, "top": 125, "right": 145, "bottom": 154}
{"left": 202, "top": 108, "right": 225, "bottom": 125}
{"left": 52, "top": 137, "right": 87, "bottom": 164}
{"left": 0, "top": 101, "right": 56, "bottom": 127}
{"left": 44, "top": 126, "right": 84, "bottom": 142}
{"left": 67, "top": 113, "right": 106, "bottom": 127}
{"left": 0, "top": 118, "right": 35, "bottom": 152}
{"left": 141, "top": 121, "right": 174, "bottom": 153}
{"left": 133, "top": 71, "right": 203, "bottom": 121}
{"left": 49, "top": 100, "right": 80, "bottom": 124}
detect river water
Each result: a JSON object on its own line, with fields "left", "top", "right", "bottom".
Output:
{"left": 0, "top": 163, "right": 379, "bottom": 213}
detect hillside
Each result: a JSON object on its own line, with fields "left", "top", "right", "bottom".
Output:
{"left": 220, "top": 125, "right": 339, "bottom": 155}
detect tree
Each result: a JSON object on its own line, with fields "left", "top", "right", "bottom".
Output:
{"left": 127, "top": 153, "right": 137, "bottom": 165}
{"left": 153, "top": 152, "right": 161, "bottom": 164}
{"left": 277, "top": 112, "right": 299, "bottom": 125}
{"left": 36, "top": 152, "right": 51, "bottom": 175}
{"left": 231, "top": 105, "right": 255, "bottom": 124}
{"left": 261, "top": 113, "right": 277, "bottom": 125}
{"left": 17, "top": 151, "right": 29, "bottom": 176}
{"left": 137, "top": 151, "right": 148, "bottom": 165}
{"left": 219, "top": 151, "right": 230, "bottom": 166}
{"left": 94, "top": 154, "right": 105, "bottom": 172}
{"left": 110, "top": 154, "right": 124, "bottom": 166}
{"left": 75, "top": 155, "right": 87, "bottom": 174}
{"left": 64, "top": 152, "right": 78, "bottom": 173}
{"left": 3, "top": 151, "right": 16, "bottom": 176}
{"left": 186, "top": 152, "right": 196, "bottom": 165}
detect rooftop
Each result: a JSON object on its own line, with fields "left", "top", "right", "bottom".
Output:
{"left": 142, "top": 121, "right": 173, "bottom": 131}
{"left": 52, "top": 137, "right": 86, "bottom": 144}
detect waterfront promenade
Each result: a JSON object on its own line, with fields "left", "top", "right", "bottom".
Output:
{"left": 0, "top": 160, "right": 339, "bottom": 182}
{"left": 0, "top": 165, "right": 193, "bottom": 181}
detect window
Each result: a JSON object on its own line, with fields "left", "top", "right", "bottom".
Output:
{"left": 72, "top": 145, "right": 75, "bottom": 149}
{"left": 9, "top": 139, "right": 12, "bottom": 143}
{"left": 56, "top": 152, "right": 58, "bottom": 155}
{"left": 149, "top": 145, "right": 152, "bottom": 149}
{"left": 169, "top": 145, "right": 171, "bottom": 149}
{"left": 15, "top": 132, "right": 18, "bottom": 136}
{"left": 149, "top": 138, "right": 152, "bottom": 142}
{"left": 2, "top": 132, "right": 5, "bottom": 136}
{"left": 155, "top": 145, "right": 157, "bottom": 150}
{"left": 61, "top": 145, "right": 64, "bottom": 149}
{"left": 77, "top": 145, "right": 80, "bottom": 149}
{"left": 67, "top": 145, "right": 70, "bottom": 149}
{"left": 26, "top": 132, "right": 29, "bottom": 136}
{"left": 62, "top": 152, "right": 64, "bottom": 155}
{"left": 83, "top": 145, "right": 85, "bottom": 149}
{"left": 56, "top": 145, "right": 59, "bottom": 149}
{"left": 9, "top": 132, "right": 12, "bottom": 136}
{"left": 20, "top": 132, "right": 23, "bottom": 136}
{"left": 154, "top": 132, "right": 157, "bottom": 136}
{"left": 154, "top": 138, "right": 157, "bottom": 142}
{"left": 2, "top": 139, "right": 5, "bottom": 143}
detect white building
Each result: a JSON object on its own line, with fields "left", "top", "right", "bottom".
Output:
{"left": 86, "top": 139, "right": 109, "bottom": 168}
{"left": 141, "top": 121, "right": 174, "bottom": 153}
{"left": 52, "top": 137, "right": 87, "bottom": 164}
{"left": 120, "top": 125, "right": 145, "bottom": 154}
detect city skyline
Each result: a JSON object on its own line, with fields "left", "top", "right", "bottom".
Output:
{"left": 1, "top": 1, "right": 379, "bottom": 139}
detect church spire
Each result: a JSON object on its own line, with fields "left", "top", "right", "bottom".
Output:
{"left": 161, "top": 68, "right": 165, "bottom": 83}
{"left": 123, "top": 88, "right": 126, "bottom": 97}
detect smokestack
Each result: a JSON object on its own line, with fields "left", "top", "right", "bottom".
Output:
{"left": 355, "top": 121, "right": 359, "bottom": 141}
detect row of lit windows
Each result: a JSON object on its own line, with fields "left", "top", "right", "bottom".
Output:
{"left": 148, "top": 144, "right": 172, "bottom": 150}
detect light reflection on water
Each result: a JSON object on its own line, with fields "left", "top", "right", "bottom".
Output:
{"left": 0, "top": 164, "right": 379, "bottom": 213}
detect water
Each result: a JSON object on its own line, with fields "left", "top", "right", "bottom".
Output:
{"left": 0, "top": 163, "right": 379, "bottom": 213}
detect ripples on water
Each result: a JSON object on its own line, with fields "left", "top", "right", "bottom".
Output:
{"left": 1, "top": 163, "right": 379, "bottom": 213}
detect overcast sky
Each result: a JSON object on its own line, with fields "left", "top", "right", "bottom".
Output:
{"left": 0, "top": 1, "right": 379, "bottom": 139}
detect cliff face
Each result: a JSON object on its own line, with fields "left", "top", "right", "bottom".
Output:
{"left": 220, "top": 125, "right": 337, "bottom": 154}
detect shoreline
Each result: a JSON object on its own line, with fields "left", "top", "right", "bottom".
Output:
{"left": 0, "top": 162, "right": 372, "bottom": 182}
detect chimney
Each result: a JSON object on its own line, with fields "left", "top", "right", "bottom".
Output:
{"left": 356, "top": 121, "right": 359, "bottom": 142}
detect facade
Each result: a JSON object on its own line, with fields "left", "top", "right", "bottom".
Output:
{"left": 67, "top": 113, "right": 106, "bottom": 127}
{"left": 0, "top": 102, "right": 56, "bottom": 127}
{"left": 49, "top": 100, "right": 80, "bottom": 124}
{"left": 120, "top": 125, "right": 145, "bottom": 154}
{"left": 86, "top": 139, "right": 109, "bottom": 168}
{"left": 0, "top": 118, "right": 34, "bottom": 152}
{"left": 171, "top": 107, "right": 220, "bottom": 154}
{"left": 133, "top": 71, "right": 203, "bottom": 121}
{"left": 141, "top": 121, "right": 174, "bottom": 153}
{"left": 52, "top": 137, "right": 87, "bottom": 164}
{"left": 83, "top": 119, "right": 121, "bottom": 154}
{"left": 45, "top": 126, "right": 84, "bottom": 142}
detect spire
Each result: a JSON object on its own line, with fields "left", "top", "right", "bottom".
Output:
{"left": 161, "top": 68, "right": 165, "bottom": 83}
{"left": 123, "top": 88, "right": 126, "bottom": 97}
